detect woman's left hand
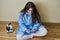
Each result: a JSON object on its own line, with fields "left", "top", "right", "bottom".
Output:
{"left": 31, "top": 29, "right": 36, "bottom": 33}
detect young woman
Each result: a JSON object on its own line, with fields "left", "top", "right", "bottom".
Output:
{"left": 16, "top": 2, "right": 48, "bottom": 40}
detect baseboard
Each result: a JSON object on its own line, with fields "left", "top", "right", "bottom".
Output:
{"left": 0, "top": 21, "right": 60, "bottom": 25}
{"left": 0, "top": 21, "right": 18, "bottom": 25}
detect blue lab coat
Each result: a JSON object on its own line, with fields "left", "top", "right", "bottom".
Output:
{"left": 16, "top": 12, "right": 42, "bottom": 35}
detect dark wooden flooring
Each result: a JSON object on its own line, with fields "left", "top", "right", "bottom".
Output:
{"left": 0, "top": 21, "right": 60, "bottom": 40}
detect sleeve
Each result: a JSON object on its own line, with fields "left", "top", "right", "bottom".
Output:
{"left": 18, "top": 12, "right": 27, "bottom": 32}
{"left": 32, "top": 21, "right": 41, "bottom": 31}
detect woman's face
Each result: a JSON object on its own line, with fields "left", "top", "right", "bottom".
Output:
{"left": 27, "top": 8, "right": 33, "bottom": 14}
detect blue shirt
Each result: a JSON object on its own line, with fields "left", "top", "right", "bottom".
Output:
{"left": 16, "top": 12, "right": 41, "bottom": 35}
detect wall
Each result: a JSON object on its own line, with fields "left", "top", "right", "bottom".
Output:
{"left": 0, "top": 0, "right": 60, "bottom": 23}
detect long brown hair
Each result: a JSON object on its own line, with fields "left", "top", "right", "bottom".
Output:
{"left": 21, "top": 2, "right": 41, "bottom": 23}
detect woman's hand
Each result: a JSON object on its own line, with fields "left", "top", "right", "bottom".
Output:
{"left": 25, "top": 29, "right": 30, "bottom": 33}
{"left": 31, "top": 29, "right": 36, "bottom": 33}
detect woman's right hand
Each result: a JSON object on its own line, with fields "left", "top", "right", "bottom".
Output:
{"left": 25, "top": 29, "right": 30, "bottom": 33}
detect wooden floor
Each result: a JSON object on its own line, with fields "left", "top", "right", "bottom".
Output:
{"left": 0, "top": 22, "right": 60, "bottom": 40}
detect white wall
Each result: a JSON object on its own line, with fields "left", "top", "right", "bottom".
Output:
{"left": 0, "top": 0, "right": 60, "bottom": 23}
